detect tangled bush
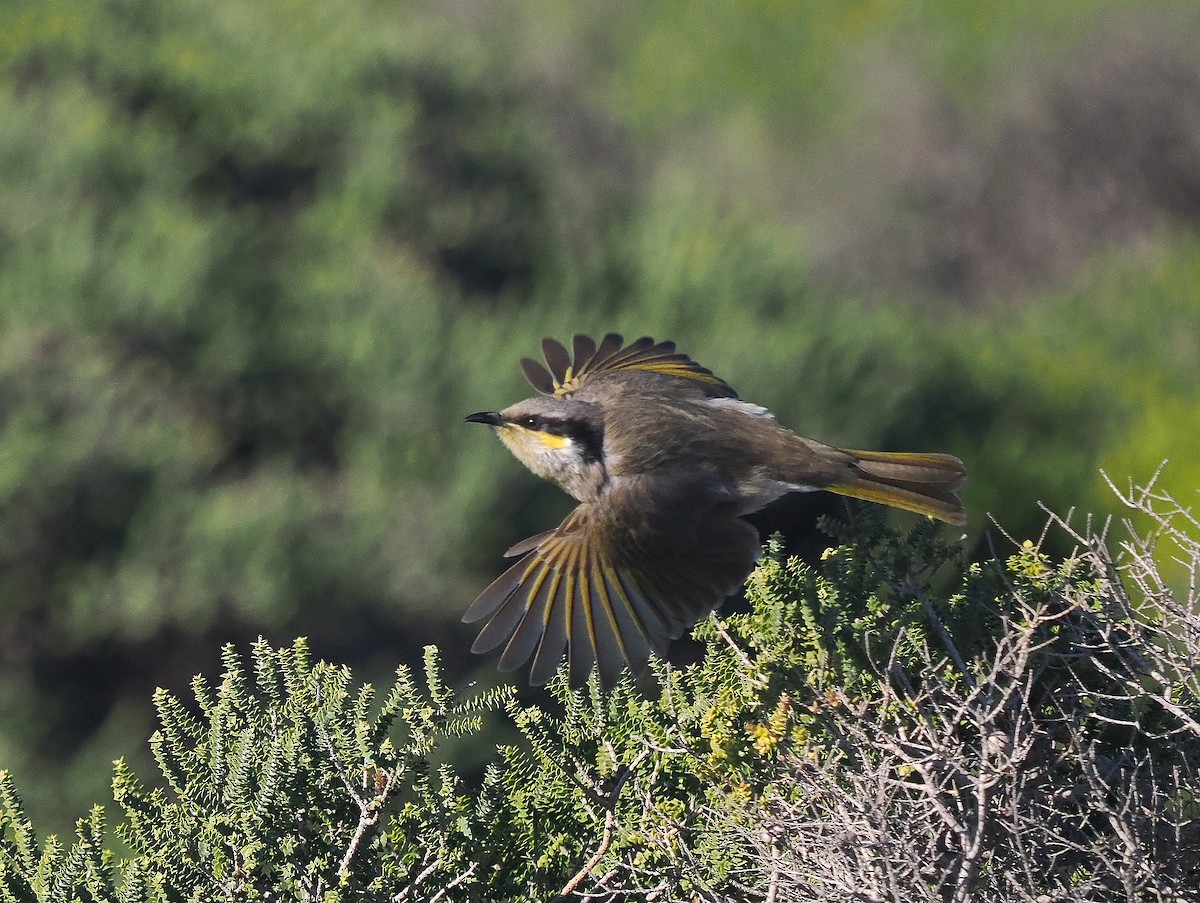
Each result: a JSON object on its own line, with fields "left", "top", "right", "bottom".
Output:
{"left": 1, "top": 475, "right": 1197, "bottom": 901}
{"left": 720, "top": 475, "right": 1200, "bottom": 902}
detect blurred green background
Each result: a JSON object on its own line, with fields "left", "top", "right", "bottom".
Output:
{"left": 2, "top": 0, "right": 1198, "bottom": 833}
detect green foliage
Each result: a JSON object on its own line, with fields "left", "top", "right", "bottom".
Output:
{"left": 0, "top": 0, "right": 558, "bottom": 644}
{"left": 3, "top": 639, "right": 515, "bottom": 901}
{"left": 568, "top": 0, "right": 1187, "bottom": 138}
{"left": 3, "top": 514, "right": 1195, "bottom": 899}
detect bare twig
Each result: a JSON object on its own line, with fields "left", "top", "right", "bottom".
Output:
{"left": 555, "top": 808, "right": 617, "bottom": 900}
{"left": 428, "top": 863, "right": 478, "bottom": 903}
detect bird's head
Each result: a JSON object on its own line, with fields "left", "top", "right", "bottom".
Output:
{"left": 465, "top": 396, "right": 606, "bottom": 501}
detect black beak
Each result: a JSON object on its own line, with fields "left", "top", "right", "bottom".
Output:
{"left": 464, "top": 411, "right": 503, "bottom": 426}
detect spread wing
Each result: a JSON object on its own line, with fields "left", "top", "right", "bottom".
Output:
{"left": 463, "top": 477, "right": 760, "bottom": 689}
{"left": 520, "top": 333, "right": 737, "bottom": 400}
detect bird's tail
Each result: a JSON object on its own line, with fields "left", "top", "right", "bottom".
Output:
{"left": 824, "top": 449, "right": 968, "bottom": 526}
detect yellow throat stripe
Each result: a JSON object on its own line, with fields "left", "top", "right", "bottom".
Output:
{"left": 534, "top": 430, "right": 569, "bottom": 448}
{"left": 498, "top": 422, "right": 570, "bottom": 450}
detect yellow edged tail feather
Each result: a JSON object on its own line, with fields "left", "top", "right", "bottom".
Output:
{"left": 826, "top": 449, "right": 967, "bottom": 526}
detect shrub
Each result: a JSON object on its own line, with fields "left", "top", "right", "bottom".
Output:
{"left": 2, "top": 475, "right": 1197, "bottom": 901}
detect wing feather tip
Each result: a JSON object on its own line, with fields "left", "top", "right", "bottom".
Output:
{"left": 520, "top": 357, "right": 554, "bottom": 394}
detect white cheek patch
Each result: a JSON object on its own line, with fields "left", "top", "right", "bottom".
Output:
{"left": 496, "top": 427, "right": 520, "bottom": 453}
{"left": 497, "top": 427, "right": 572, "bottom": 474}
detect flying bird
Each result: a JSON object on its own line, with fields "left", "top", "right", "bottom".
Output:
{"left": 464, "top": 334, "right": 966, "bottom": 689}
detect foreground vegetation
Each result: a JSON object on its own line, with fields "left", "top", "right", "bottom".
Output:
{"left": 2, "top": 476, "right": 1196, "bottom": 901}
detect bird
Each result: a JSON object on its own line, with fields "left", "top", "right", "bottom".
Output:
{"left": 464, "top": 333, "right": 966, "bottom": 690}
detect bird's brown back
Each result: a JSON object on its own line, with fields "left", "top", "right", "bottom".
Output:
{"left": 574, "top": 380, "right": 850, "bottom": 497}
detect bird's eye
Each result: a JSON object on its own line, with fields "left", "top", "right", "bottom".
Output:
{"left": 522, "top": 415, "right": 540, "bottom": 430}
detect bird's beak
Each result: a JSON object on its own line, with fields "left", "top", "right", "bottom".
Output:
{"left": 464, "top": 411, "right": 504, "bottom": 426}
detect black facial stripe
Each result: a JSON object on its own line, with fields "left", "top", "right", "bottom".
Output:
{"left": 537, "top": 416, "right": 603, "bottom": 463}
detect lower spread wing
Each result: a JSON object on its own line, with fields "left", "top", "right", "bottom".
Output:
{"left": 463, "top": 478, "right": 760, "bottom": 690}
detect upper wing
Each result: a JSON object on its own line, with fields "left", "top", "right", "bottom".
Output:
{"left": 520, "top": 333, "right": 737, "bottom": 400}
{"left": 463, "top": 477, "right": 759, "bottom": 689}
